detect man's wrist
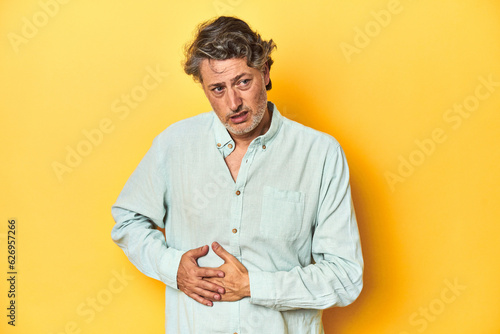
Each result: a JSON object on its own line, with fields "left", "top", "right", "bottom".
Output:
{"left": 242, "top": 274, "right": 251, "bottom": 297}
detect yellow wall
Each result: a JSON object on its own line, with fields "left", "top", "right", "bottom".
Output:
{"left": 1, "top": 0, "right": 499, "bottom": 333}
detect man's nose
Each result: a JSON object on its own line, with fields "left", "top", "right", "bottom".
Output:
{"left": 227, "top": 88, "right": 242, "bottom": 112}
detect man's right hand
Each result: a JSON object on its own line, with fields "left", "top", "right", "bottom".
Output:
{"left": 176, "top": 245, "right": 226, "bottom": 307}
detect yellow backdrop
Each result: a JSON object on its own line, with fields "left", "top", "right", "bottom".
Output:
{"left": 1, "top": 0, "right": 499, "bottom": 333}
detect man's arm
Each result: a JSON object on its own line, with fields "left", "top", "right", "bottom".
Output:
{"left": 206, "top": 145, "right": 363, "bottom": 311}
{"left": 111, "top": 211, "right": 226, "bottom": 306}
{"left": 111, "top": 137, "right": 225, "bottom": 306}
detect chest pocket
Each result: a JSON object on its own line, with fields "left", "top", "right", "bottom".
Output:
{"left": 260, "top": 186, "right": 305, "bottom": 240}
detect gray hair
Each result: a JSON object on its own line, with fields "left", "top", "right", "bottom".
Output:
{"left": 183, "top": 16, "right": 277, "bottom": 90}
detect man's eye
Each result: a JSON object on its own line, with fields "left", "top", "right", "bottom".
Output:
{"left": 212, "top": 87, "right": 224, "bottom": 93}
{"left": 240, "top": 79, "right": 250, "bottom": 85}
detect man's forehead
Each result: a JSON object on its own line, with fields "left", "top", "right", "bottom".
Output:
{"left": 200, "top": 58, "right": 255, "bottom": 82}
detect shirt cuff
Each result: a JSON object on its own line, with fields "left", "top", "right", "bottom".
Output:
{"left": 158, "top": 247, "right": 184, "bottom": 289}
{"left": 248, "top": 271, "right": 277, "bottom": 308}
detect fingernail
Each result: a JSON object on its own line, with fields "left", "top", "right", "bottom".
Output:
{"left": 214, "top": 294, "right": 220, "bottom": 300}
{"left": 213, "top": 242, "right": 219, "bottom": 250}
{"left": 218, "top": 288, "right": 224, "bottom": 294}
{"left": 218, "top": 272, "right": 224, "bottom": 278}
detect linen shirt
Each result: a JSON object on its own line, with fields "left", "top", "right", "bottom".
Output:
{"left": 111, "top": 102, "right": 363, "bottom": 334}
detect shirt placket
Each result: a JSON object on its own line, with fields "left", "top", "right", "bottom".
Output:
{"left": 229, "top": 139, "right": 260, "bottom": 256}
{"left": 228, "top": 139, "right": 260, "bottom": 334}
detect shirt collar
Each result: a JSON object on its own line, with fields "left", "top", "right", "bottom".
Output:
{"left": 212, "top": 101, "right": 283, "bottom": 158}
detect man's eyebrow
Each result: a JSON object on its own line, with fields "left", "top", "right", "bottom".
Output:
{"left": 208, "top": 73, "right": 251, "bottom": 89}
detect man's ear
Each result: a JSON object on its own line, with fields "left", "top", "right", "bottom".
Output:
{"left": 263, "top": 62, "right": 270, "bottom": 87}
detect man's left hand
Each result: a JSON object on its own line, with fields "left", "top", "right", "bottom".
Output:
{"left": 204, "top": 242, "right": 250, "bottom": 301}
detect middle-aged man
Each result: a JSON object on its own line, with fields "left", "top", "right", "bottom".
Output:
{"left": 111, "top": 16, "right": 363, "bottom": 333}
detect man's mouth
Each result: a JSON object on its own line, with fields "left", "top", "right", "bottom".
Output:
{"left": 229, "top": 110, "right": 249, "bottom": 124}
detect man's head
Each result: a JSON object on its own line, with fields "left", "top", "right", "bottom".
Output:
{"left": 184, "top": 16, "right": 276, "bottom": 90}
{"left": 183, "top": 17, "right": 277, "bottom": 137}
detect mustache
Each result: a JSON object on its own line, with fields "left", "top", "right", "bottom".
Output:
{"left": 227, "top": 105, "right": 250, "bottom": 117}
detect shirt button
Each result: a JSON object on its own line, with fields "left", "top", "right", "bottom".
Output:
{"left": 217, "top": 143, "right": 221, "bottom": 147}
{"left": 228, "top": 144, "right": 233, "bottom": 149}
{"left": 235, "top": 190, "right": 241, "bottom": 196}
{"left": 262, "top": 145, "right": 266, "bottom": 149}
{"left": 232, "top": 228, "right": 237, "bottom": 234}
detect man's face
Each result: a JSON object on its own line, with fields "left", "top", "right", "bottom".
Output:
{"left": 200, "top": 58, "right": 270, "bottom": 137}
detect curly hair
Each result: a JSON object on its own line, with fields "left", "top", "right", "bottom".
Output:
{"left": 183, "top": 16, "right": 277, "bottom": 90}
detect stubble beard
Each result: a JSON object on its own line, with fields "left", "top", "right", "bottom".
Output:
{"left": 223, "top": 86, "right": 268, "bottom": 136}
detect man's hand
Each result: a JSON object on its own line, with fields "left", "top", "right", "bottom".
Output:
{"left": 177, "top": 245, "right": 226, "bottom": 307}
{"left": 204, "top": 242, "right": 250, "bottom": 301}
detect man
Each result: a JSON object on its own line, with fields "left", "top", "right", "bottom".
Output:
{"left": 111, "top": 16, "right": 363, "bottom": 333}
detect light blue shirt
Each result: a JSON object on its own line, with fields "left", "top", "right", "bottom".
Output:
{"left": 111, "top": 102, "right": 363, "bottom": 334}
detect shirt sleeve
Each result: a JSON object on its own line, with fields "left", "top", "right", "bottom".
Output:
{"left": 248, "top": 145, "right": 363, "bottom": 311}
{"left": 110, "top": 136, "right": 183, "bottom": 289}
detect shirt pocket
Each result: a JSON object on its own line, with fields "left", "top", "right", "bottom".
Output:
{"left": 260, "top": 186, "right": 305, "bottom": 240}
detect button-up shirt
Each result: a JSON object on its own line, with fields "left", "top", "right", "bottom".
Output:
{"left": 111, "top": 102, "right": 363, "bottom": 334}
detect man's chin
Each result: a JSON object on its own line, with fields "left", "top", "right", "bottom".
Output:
{"left": 227, "top": 126, "right": 250, "bottom": 136}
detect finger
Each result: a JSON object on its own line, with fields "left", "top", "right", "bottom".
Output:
{"left": 196, "top": 267, "right": 225, "bottom": 278}
{"left": 212, "top": 242, "right": 234, "bottom": 262}
{"left": 188, "top": 245, "right": 209, "bottom": 259}
{"left": 199, "top": 279, "right": 226, "bottom": 295}
{"left": 193, "top": 286, "right": 222, "bottom": 301}
{"left": 186, "top": 291, "right": 214, "bottom": 307}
